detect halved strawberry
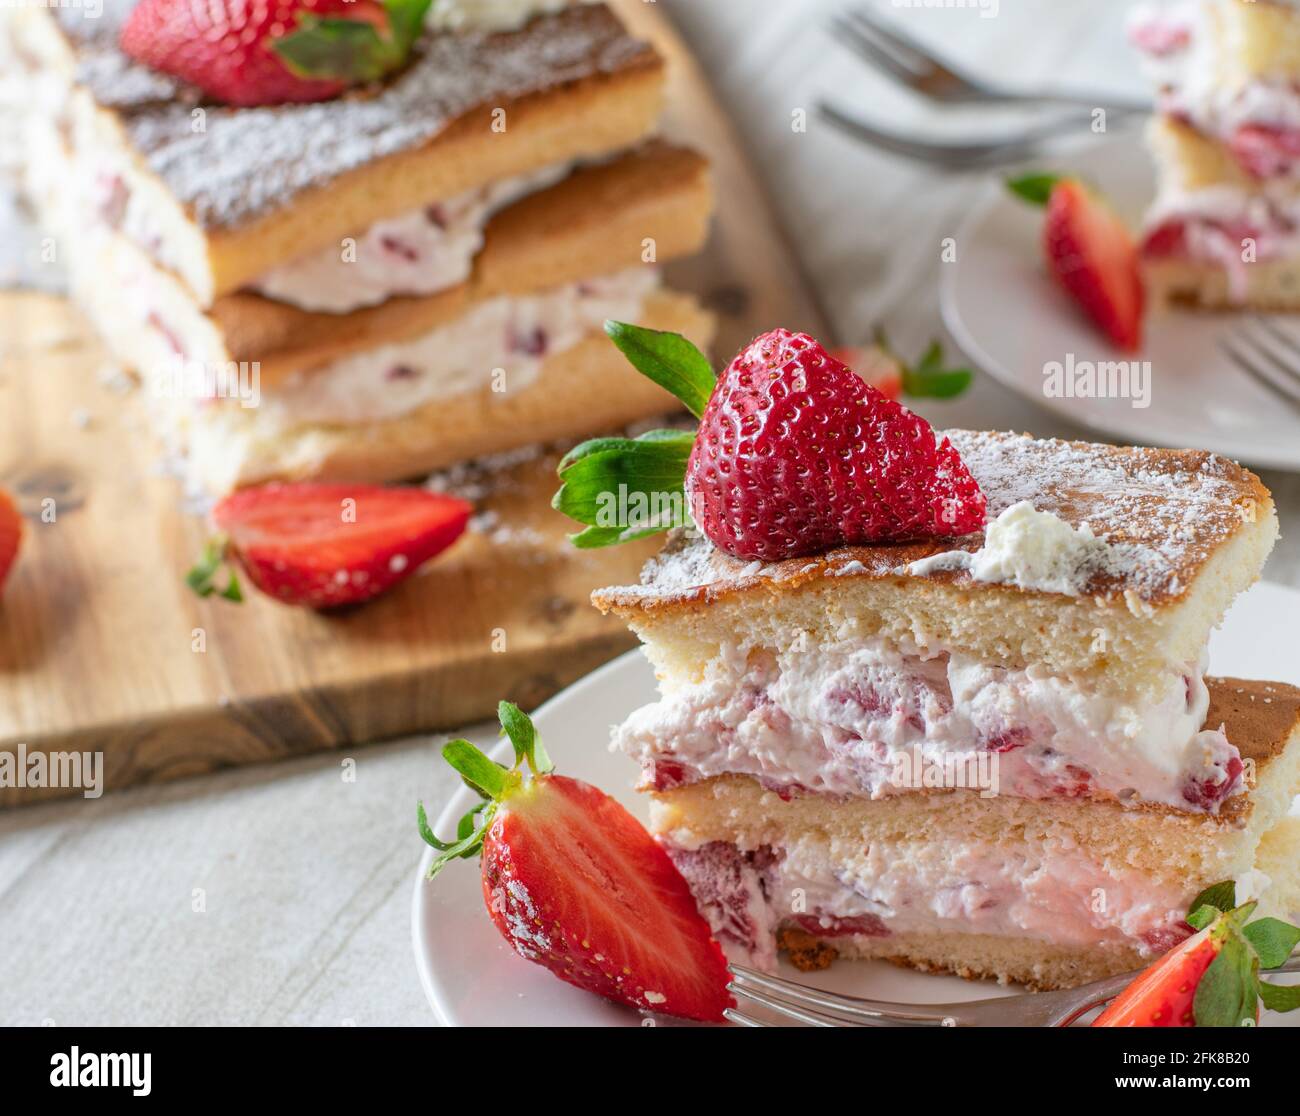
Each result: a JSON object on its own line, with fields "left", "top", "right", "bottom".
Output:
{"left": 1008, "top": 173, "right": 1145, "bottom": 351}
{"left": 420, "top": 703, "right": 735, "bottom": 1023}
{"left": 1093, "top": 880, "right": 1300, "bottom": 1027}
{"left": 0, "top": 488, "right": 22, "bottom": 596}
{"left": 1045, "top": 179, "right": 1144, "bottom": 351}
{"left": 830, "top": 345, "right": 903, "bottom": 401}
{"left": 188, "top": 482, "right": 471, "bottom": 609}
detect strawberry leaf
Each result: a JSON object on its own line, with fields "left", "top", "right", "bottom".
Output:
{"left": 604, "top": 321, "right": 715, "bottom": 419}
{"left": 186, "top": 535, "right": 243, "bottom": 604}
{"left": 553, "top": 430, "right": 694, "bottom": 547}
{"left": 1188, "top": 880, "right": 1237, "bottom": 921}
{"left": 1259, "top": 980, "right": 1300, "bottom": 1013}
{"left": 499, "top": 701, "right": 553, "bottom": 775}
{"left": 442, "top": 739, "right": 511, "bottom": 801}
{"left": 873, "top": 329, "right": 972, "bottom": 400}
{"left": 1193, "top": 936, "right": 1258, "bottom": 1028}
{"left": 1006, "top": 172, "right": 1062, "bottom": 207}
{"left": 904, "top": 339, "right": 973, "bottom": 399}
{"left": 1243, "top": 917, "right": 1300, "bottom": 969}
{"left": 274, "top": 0, "right": 432, "bottom": 85}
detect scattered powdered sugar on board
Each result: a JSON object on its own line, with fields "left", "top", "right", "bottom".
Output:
{"left": 598, "top": 430, "right": 1269, "bottom": 607}
{"left": 58, "top": 2, "right": 654, "bottom": 230}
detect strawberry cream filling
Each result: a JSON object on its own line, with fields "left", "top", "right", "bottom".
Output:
{"left": 663, "top": 839, "right": 1196, "bottom": 971}
{"left": 617, "top": 639, "right": 1244, "bottom": 813}
{"left": 1131, "top": 2, "right": 1300, "bottom": 180}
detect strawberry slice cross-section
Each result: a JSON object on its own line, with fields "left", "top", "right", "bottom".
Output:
{"left": 420, "top": 702, "right": 735, "bottom": 1023}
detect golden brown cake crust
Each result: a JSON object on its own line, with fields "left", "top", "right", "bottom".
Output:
{"left": 594, "top": 431, "right": 1273, "bottom": 615}
{"left": 211, "top": 141, "right": 713, "bottom": 380}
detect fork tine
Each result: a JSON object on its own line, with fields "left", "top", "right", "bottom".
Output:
{"left": 723, "top": 1006, "right": 770, "bottom": 1027}
{"left": 818, "top": 102, "right": 1050, "bottom": 169}
{"left": 841, "top": 5, "right": 947, "bottom": 76}
{"left": 830, "top": 14, "right": 931, "bottom": 85}
{"left": 730, "top": 983, "right": 843, "bottom": 1027}
{"left": 1247, "top": 316, "right": 1300, "bottom": 386}
{"left": 1219, "top": 332, "right": 1300, "bottom": 408}
{"left": 731, "top": 964, "right": 948, "bottom": 1025}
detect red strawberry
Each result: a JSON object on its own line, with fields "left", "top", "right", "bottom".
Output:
{"left": 0, "top": 488, "right": 22, "bottom": 595}
{"left": 421, "top": 703, "right": 734, "bottom": 1023}
{"left": 189, "top": 482, "right": 471, "bottom": 608}
{"left": 120, "top": 0, "right": 424, "bottom": 108}
{"left": 1044, "top": 179, "right": 1145, "bottom": 351}
{"left": 685, "top": 329, "right": 987, "bottom": 561}
{"left": 1092, "top": 924, "right": 1221, "bottom": 1027}
{"left": 1093, "top": 882, "right": 1300, "bottom": 1027}
{"left": 830, "top": 345, "right": 903, "bottom": 401}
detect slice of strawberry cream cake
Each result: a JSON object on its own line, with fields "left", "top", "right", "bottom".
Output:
{"left": 555, "top": 324, "right": 1300, "bottom": 990}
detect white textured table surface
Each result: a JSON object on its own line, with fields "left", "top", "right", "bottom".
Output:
{"left": 2, "top": 0, "right": 1296, "bottom": 1027}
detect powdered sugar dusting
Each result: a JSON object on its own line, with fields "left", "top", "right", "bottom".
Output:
{"left": 58, "top": 2, "right": 654, "bottom": 229}
{"left": 598, "top": 430, "right": 1271, "bottom": 607}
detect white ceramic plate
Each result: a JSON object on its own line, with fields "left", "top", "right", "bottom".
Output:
{"left": 413, "top": 581, "right": 1300, "bottom": 1027}
{"left": 941, "top": 131, "right": 1300, "bottom": 472}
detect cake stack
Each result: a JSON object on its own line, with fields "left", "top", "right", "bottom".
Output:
{"left": 596, "top": 431, "right": 1300, "bottom": 989}
{"left": 3, "top": 0, "right": 715, "bottom": 492}
{"left": 1133, "top": 0, "right": 1300, "bottom": 308}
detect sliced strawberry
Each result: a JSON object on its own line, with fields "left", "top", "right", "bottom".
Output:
{"left": 1093, "top": 881, "right": 1300, "bottom": 1028}
{"left": 121, "top": 0, "right": 427, "bottom": 108}
{"left": 190, "top": 482, "right": 471, "bottom": 609}
{"left": 0, "top": 488, "right": 22, "bottom": 596}
{"left": 686, "top": 329, "right": 987, "bottom": 560}
{"left": 421, "top": 703, "right": 734, "bottom": 1023}
{"left": 1044, "top": 179, "right": 1145, "bottom": 351}
{"left": 1093, "top": 924, "right": 1220, "bottom": 1027}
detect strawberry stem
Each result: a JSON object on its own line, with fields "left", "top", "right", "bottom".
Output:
{"left": 421, "top": 703, "right": 552, "bottom": 879}
{"left": 185, "top": 535, "right": 243, "bottom": 604}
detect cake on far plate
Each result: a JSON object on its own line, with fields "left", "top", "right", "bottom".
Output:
{"left": 1132, "top": 0, "right": 1300, "bottom": 309}
{"left": 594, "top": 429, "right": 1299, "bottom": 990}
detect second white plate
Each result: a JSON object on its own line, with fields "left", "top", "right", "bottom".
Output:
{"left": 941, "top": 130, "right": 1300, "bottom": 471}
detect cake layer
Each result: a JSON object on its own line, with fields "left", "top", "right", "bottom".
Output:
{"left": 1145, "top": 254, "right": 1300, "bottom": 311}
{"left": 10, "top": 2, "right": 665, "bottom": 304}
{"left": 184, "top": 285, "right": 715, "bottom": 491}
{"left": 595, "top": 432, "right": 1277, "bottom": 701}
{"left": 1133, "top": 1, "right": 1300, "bottom": 182}
{"left": 32, "top": 137, "right": 712, "bottom": 385}
{"left": 653, "top": 682, "right": 1300, "bottom": 988}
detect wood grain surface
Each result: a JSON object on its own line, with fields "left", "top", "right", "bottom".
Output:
{"left": 0, "top": 2, "right": 826, "bottom": 806}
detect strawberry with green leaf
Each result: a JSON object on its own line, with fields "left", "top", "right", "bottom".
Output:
{"left": 554, "top": 322, "right": 987, "bottom": 561}
{"left": 420, "top": 703, "right": 735, "bottom": 1022}
{"left": 1007, "top": 171, "right": 1145, "bottom": 351}
{"left": 1093, "top": 880, "right": 1300, "bottom": 1027}
{"left": 121, "top": 0, "right": 435, "bottom": 107}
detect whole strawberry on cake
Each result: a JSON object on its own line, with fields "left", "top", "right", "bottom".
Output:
{"left": 553, "top": 322, "right": 1300, "bottom": 995}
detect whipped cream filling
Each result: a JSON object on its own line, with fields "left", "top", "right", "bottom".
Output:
{"left": 665, "top": 838, "right": 1195, "bottom": 971}
{"left": 618, "top": 636, "right": 1244, "bottom": 812}
{"left": 1131, "top": 1, "right": 1300, "bottom": 164}
{"left": 249, "top": 164, "right": 571, "bottom": 313}
{"left": 254, "top": 267, "right": 660, "bottom": 427}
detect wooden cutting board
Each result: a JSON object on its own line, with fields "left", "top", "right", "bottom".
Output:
{"left": 0, "top": 2, "right": 828, "bottom": 807}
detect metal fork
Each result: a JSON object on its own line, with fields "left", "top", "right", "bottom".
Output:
{"left": 831, "top": 5, "right": 1151, "bottom": 113}
{"left": 1219, "top": 317, "right": 1300, "bottom": 410}
{"left": 818, "top": 102, "right": 1082, "bottom": 170}
{"left": 725, "top": 956, "right": 1300, "bottom": 1027}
